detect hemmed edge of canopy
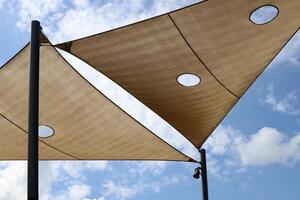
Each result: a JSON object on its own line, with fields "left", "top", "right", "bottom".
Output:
{"left": 42, "top": 32, "right": 198, "bottom": 163}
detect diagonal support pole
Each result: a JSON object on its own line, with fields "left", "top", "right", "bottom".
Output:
{"left": 28, "top": 20, "right": 41, "bottom": 200}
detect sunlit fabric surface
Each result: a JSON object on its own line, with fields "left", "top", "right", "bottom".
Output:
{"left": 57, "top": 0, "right": 300, "bottom": 147}
{"left": 0, "top": 39, "right": 193, "bottom": 162}
{"left": 1, "top": 0, "right": 300, "bottom": 161}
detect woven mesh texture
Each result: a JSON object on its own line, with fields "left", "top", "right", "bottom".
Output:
{"left": 0, "top": 42, "right": 193, "bottom": 161}
{"left": 57, "top": 0, "right": 300, "bottom": 147}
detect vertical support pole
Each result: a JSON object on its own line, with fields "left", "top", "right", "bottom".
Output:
{"left": 28, "top": 20, "right": 40, "bottom": 200}
{"left": 200, "top": 149, "right": 208, "bottom": 200}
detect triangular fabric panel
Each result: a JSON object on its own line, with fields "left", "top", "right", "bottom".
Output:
{"left": 0, "top": 38, "right": 193, "bottom": 162}
{"left": 57, "top": 0, "right": 300, "bottom": 147}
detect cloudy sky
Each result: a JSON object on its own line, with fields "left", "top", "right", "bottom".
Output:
{"left": 1, "top": 0, "right": 300, "bottom": 199}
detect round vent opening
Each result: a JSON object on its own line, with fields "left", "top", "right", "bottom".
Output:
{"left": 177, "top": 73, "right": 201, "bottom": 87}
{"left": 38, "top": 125, "right": 54, "bottom": 138}
{"left": 250, "top": 5, "right": 278, "bottom": 25}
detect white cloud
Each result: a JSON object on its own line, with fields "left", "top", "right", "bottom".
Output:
{"left": 53, "top": 183, "right": 91, "bottom": 200}
{"left": 202, "top": 125, "right": 243, "bottom": 180}
{"left": 204, "top": 125, "right": 239, "bottom": 156}
{"left": 39, "top": 161, "right": 62, "bottom": 200}
{"left": 14, "top": 0, "right": 64, "bottom": 31}
{"left": 264, "top": 83, "right": 299, "bottom": 115}
{"left": 0, "top": 160, "right": 109, "bottom": 199}
{"left": 58, "top": 161, "right": 109, "bottom": 179}
{"left": 73, "top": 0, "right": 89, "bottom": 8}
{"left": 0, "top": 160, "right": 177, "bottom": 200}
{"left": 7, "top": 0, "right": 199, "bottom": 43}
{"left": 102, "top": 174, "right": 187, "bottom": 200}
{"left": 0, "top": 161, "right": 26, "bottom": 200}
{"left": 236, "top": 127, "right": 300, "bottom": 166}
{"left": 102, "top": 180, "right": 138, "bottom": 200}
{"left": 147, "top": 174, "right": 187, "bottom": 193}
{"left": 203, "top": 125, "right": 300, "bottom": 178}
{"left": 129, "top": 161, "right": 167, "bottom": 177}
{"left": 44, "top": 161, "right": 108, "bottom": 199}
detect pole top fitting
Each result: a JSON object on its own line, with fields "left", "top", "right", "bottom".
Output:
{"left": 31, "top": 20, "right": 42, "bottom": 31}
{"left": 31, "top": 20, "right": 40, "bottom": 24}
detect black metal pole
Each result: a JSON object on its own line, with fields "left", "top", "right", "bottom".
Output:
{"left": 28, "top": 20, "right": 40, "bottom": 200}
{"left": 200, "top": 149, "right": 208, "bottom": 200}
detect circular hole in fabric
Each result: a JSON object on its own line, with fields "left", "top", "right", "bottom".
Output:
{"left": 177, "top": 73, "right": 201, "bottom": 87}
{"left": 250, "top": 5, "right": 278, "bottom": 25}
{"left": 38, "top": 125, "right": 54, "bottom": 138}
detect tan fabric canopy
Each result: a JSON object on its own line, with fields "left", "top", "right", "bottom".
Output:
{"left": 0, "top": 37, "right": 193, "bottom": 162}
{"left": 1, "top": 0, "right": 300, "bottom": 161}
{"left": 57, "top": 0, "right": 300, "bottom": 148}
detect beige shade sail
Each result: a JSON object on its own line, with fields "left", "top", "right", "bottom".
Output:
{"left": 0, "top": 36, "right": 194, "bottom": 162}
{"left": 57, "top": 0, "right": 300, "bottom": 148}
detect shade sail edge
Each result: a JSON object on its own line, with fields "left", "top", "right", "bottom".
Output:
{"left": 0, "top": 113, "right": 76, "bottom": 160}
{"left": 0, "top": 46, "right": 78, "bottom": 160}
{"left": 0, "top": 35, "right": 197, "bottom": 162}
{"left": 196, "top": 27, "right": 300, "bottom": 149}
{"left": 55, "top": 0, "right": 300, "bottom": 148}
{"left": 44, "top": 34, "right": 197, "bottom": 162}
{"left": 54, "top": 0, "right": 209, "bottom": 47}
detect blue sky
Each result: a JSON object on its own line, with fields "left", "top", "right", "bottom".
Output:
{"left": 0, "top": 0, "right": 300, "bottom": 199}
